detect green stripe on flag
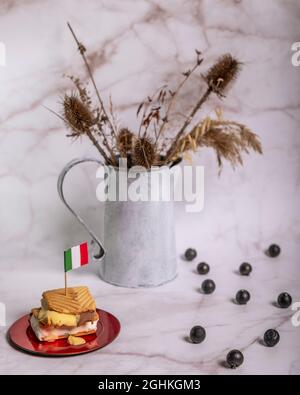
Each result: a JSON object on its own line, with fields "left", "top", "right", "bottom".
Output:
{"left": 64, "top": 248, "right": 72, "bottom": 272}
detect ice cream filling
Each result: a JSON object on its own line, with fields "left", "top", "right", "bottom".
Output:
{"left": 31, "top": 308, "right": 98, "bottom": 328}
{"left": 30, "top": 315, "right": 98, "bottom": 342}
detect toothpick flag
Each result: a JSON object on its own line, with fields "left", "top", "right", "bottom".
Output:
{"left": 64, "top": 242, "right": 89, "bottom": 272}
{"left": 64, "top": 242, "right": 89, "bottom": 295}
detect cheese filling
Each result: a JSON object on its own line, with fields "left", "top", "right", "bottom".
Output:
{"left": 30, "top": 315, "right": 98, "bottom": 342}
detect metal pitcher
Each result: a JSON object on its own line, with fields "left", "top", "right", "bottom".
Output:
{"left": 57, "top": 158, "right": 179, "bottom": 288}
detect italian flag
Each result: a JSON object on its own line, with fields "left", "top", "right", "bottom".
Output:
{"left": 64, "top": 242, "right": 89, "bottom": 272}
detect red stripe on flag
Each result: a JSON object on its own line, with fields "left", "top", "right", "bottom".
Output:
{"left": 80, "top": 242, "right": 89, "bottom": 266}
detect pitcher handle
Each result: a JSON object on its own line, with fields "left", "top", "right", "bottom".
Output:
{"left": 57, "top": 157, "right": 105, "bottom": 261}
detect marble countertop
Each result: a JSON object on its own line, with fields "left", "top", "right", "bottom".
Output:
{"left": 0, "top": 0, "right": 300, "bottom": 375}
{"left": 1, "top": 224, "right": 300, "bottom": 375}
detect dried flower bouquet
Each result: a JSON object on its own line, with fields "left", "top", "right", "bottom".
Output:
{"left": 53, "top": 23, "right": 262, "bottom": 170}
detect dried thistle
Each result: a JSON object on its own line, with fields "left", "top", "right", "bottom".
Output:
{"left": 133, "top": 138, "right": 156, "bottom": 168}
{"left": 60, "top": 93, "right": 112, "bottom": 164}
{"left": 67, "top": 23, "right": 117, "bottom": 165}
{"left": 117, "top": 128, "right": 134, "bottom": 156}
{"left": 67, "top": 23, "right": 116, "bottom": 135}
{"left": 205, "top": 54, "right": 241, "bottom": 96}
{"left": 63, "top": 94, "right": 96, "bottom": 137}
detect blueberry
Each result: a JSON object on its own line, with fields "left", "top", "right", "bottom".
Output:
{"left": 277, "top": 292, "right": 292, "bottom": 308}
{"left": 236, "top": 289, "right": 251, "bottom": 305}
{"left": 184, "top": 248, "right": 197, "bottom": 261}
{"left": 239, "top": 262, "right": 252, "bottom": 276}
{"left": 226, "top": 350, "right": 244, "bottom": 369}
{"left": 264, "top": 329, "right": 280, "bottom": 347}
{"left": 197, "top": 262, "right": 210, "bottom": 275}
{"left": 190, "top": 326, "right": 206, "bottom": 344}
{"left": 268, "top": 244, "right": 281, "bottom": 258}
{"left": 202, "top": 279, "right": 215, "bottom": 294}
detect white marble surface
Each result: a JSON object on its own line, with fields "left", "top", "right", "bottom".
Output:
{"left": 0, "top": 0, "right": 300, "bottom": 374}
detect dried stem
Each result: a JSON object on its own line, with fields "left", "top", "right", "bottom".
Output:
{"left": 164, "top": 86, "right": 212, "bottom": 162}
{"left": 155, "top": 54, "right": 203, "bottom": 145}
{"left": 109, "top": 94, "right": 119, "bottom": 134}
{"left": 86, "top": 130, "right": 112, "bottom": 165}
{"left": 137, "top": 85, "right": 167, "bottom": 138}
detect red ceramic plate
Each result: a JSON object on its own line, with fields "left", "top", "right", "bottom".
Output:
{"left": 8, "top": 308, "right": 120, "bottom": 357}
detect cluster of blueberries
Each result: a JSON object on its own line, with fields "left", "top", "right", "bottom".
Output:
{"left": 184, "top": 244, "right": 293, "bottom": 369}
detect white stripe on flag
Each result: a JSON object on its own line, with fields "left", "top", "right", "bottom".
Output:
{"left": 71, "top": 245, "right": 81, "bottom": 269}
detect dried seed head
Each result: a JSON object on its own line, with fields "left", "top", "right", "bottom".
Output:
{"left": 133, "top": 137, "right": 156, "bottom": 169}
{"left": 240, "top": 127, "right": 263, "bottom": 154}
{"left": 205, "top": 54, "right": 241, "bottom": 95}
{"left": 178, "top": 118, "right": 262, "bottom": 170}
{"left": 63, "top": 94, "right": 95, "bottom": 136}
{"left": 117, "top": 128, "right": 134, "bottom": 155}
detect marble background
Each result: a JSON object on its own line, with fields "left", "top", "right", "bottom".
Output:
{"left": 0, "top": 0, "right": 300, "bottom": 374}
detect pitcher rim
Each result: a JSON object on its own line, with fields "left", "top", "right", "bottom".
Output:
{"left": 106, "top": 157, "right": 182, "bottom": 173}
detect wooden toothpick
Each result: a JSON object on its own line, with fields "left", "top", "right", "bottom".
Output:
{"left": 64, "top": 272, "right": 67, "bottom": 296}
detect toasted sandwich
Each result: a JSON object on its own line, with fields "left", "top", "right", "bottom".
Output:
{"left": 30, "top": 286, "right": 99, "bottom": 342}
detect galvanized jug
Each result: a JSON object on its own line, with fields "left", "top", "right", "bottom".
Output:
{"left": 57, "top": 158, "right": 178, "bottom": 288}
